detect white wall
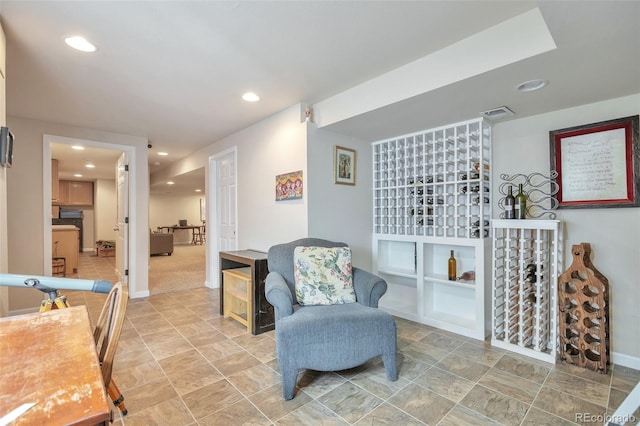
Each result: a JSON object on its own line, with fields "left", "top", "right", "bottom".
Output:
{"left": 149, "top": 193, "right": 203, "bottom": 245}
{"left": 493, "top": 94, "right": 640, "bottom": 367}
{"left": 5, "top": 117, "right": 150, "bottom": 309}
{"left": 153, "top": 104, "right": 308, "bottom": 249}
{"left": 307, "top": 126, "right": 373, "bottom": 270}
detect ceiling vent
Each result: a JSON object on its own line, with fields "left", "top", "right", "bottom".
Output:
{"left": 480, "top": 106, "right": 515, "bottom": 121}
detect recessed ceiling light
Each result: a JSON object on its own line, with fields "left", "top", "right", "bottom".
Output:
{"left": 158, "top": 152, "right": 169, "bottom": 156}
{"left": 85, "top": 162, "right": 95, "bottom": 169}
{"left": 516, "top": 79, "right": 548, "bottom": 92}
{"left": 167, "top": 181, "right": 175, "bottom": 185}
{"left": 74, "top": 173, "right": 83, "bottom": 177}
{"left": 71, "top": 145, "right": 85, "bottom": 150}
{"left": 242, "top": 92, "right": 260, "bottom": 102}
{"left": 64, "top": 36, "right": 96, "bottom": 52}
{"left": 195, "top": 188, "right": 202, "bottom": 192}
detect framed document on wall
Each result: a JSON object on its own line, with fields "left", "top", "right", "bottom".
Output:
{"left": 549, "top": 115, "right": 639, "bottom": 209}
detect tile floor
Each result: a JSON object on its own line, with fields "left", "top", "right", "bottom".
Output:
{"left": 64, "top": 253, "right": 639, "bottom": 426}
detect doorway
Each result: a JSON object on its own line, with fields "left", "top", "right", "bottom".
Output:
{"left": 207, "top": 147, "right": 238, "bottom": 288}
{"left": 43, "top": 135, "right": 133, "bottom": 292}
{"left": 148, "top": 167, "right": 206, "bottom": 294}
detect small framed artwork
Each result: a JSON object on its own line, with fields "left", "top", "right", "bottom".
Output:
{"left": 549, "top": 115, "right": 639, "bottom": 209}
{"left": 334, "top": 145, "right": 356, "bottom": 185}
{"left": 276, "top": 170, "right": 303, "bottom": 201}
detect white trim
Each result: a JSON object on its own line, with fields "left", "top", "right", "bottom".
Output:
{"left": 611, "top": 351, "right": 640, "bottom": 371}
{"left": 43, "top": 135, "right": 137, "bottom": 295}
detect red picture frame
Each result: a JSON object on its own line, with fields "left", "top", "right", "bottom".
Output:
{"left": 549, "top": 115, "right": 639, "bottom": 209}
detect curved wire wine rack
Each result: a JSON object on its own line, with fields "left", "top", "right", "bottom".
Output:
{"left": 497, "top": 171, "right": 560, "bottom": 219}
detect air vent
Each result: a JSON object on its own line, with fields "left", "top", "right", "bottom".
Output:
{"left": 480, "top": 106, "right": 515, "bottom": 121}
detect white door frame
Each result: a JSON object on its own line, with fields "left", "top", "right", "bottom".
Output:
{"left": 206, "top": 147, "right": 237, "bottom": 289}
{"left": 43, "top": 135, "right": 134, "bottom": 290}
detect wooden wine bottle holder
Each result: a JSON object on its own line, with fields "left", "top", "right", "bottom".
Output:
{"left": 558, "top": 243, "right": 610, "bottom": 373}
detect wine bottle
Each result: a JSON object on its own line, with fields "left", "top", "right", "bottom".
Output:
{"left": 448, "top": 250, "right": 457, "bottom": 281}
{"left": 504, "top": 185, "right": 515, "bottom": 219}
{"left": 470, "top": 228, "right": 489, "bottom": 238}
{"left": 514, "top": 184, "right": 527, "bottom": 219}
{"left": 471, "top": 219, "right": 490, "bottom": 227}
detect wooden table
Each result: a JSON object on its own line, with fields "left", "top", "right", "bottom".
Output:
{"left": 219, "top": 250, "right": 274, "bottom": 335}
{"left": 0, "top": 306, "right": 111, "bottom": 425}
{"left": 157, "top": 225, "right": 203, "bottom": 244}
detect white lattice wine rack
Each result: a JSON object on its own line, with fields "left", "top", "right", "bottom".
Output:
{"left": 373, "top": 118, "right": 491, "bottom": 239}
{"left": 491, "top": 219, "right": 563, "bottom": 363}
{"left": 372, "top": 118, "right": 492, "bottom": 340}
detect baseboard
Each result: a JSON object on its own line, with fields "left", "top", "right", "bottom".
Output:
{"left": 611, "top": 351, "right": 640, "bottom": 370}
{"left": 9, "top": 306, "right": 40, "bottom": 316}
{"left": 130, "top": 290, "right": 150, "bottom": 299}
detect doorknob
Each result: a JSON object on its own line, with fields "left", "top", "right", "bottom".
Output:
{"left": 113, "top": 226, "right": 119, "bottom": 231}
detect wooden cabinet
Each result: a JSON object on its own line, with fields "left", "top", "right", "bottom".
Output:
{"left": 219, "top": 250, "right": 273, "bottom": 335}
{"left": 58, "top": 180, "right": 94, "bottom": 206}
{"left": 52, "top": 225, "right": 80, "bottom": 275}
{"left": 51, "top": 159, "right": 60, "bottom": 203}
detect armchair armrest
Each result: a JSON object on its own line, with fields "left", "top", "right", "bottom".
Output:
{"left": 265, "top": 271, "right": 294, "bottom": 321}
{"left": 353, "top": 267, "right": 387, "bottom": 308}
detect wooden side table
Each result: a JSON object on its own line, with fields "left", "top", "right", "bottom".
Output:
{"left": 219, "top": 250, "right": 274, "bottom": 335}
{"left": 222, "top": 267, "right": 253, "bottom": 332}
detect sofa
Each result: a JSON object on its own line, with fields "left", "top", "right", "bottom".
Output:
{"left": 150, "top": 232, "right": 173, "bottom": 256}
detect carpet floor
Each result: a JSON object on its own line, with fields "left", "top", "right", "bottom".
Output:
{"left": 148, "top": 244, "right": 206, "bottom": 295}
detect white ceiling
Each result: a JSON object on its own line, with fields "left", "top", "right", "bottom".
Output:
{"left": 2, "top": 1, "right": 639, "bottom": 193}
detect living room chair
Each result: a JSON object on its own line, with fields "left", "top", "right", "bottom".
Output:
{"left": 94, "top": 281, "right": 129, "bottom": 415}
{"left": 265, "top": 238, "right": 397, "bottom": 400}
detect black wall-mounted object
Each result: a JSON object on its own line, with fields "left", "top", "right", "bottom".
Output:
{"left": 0, "top": 126, "right": 14, "bottom": 167}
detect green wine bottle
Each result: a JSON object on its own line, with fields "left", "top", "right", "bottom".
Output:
{"left": 514, "top": 184, "right": 526, "bottom": 219}
{"left": 504, "top": 185, "right": 515, "bottom": 219}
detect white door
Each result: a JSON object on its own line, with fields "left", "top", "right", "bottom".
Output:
{"left": 115, "top": 153, "right": 129, "bottom": 283}
{"left": 217, "top": 151, "right": 237, "bottom": 251}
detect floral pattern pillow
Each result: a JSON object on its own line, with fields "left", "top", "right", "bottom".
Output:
{"left": 294, "top": 246, "right": 356, "bottom": 306}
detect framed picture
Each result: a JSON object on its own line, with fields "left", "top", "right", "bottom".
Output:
{"left": 334, "top": 145, "right": 356, "bottom": 185}
{"left": 276, "top": 170, "right": 303, "bottom": 201}
{"left": 549, "top": 115, "right": 639, "bottom": 209}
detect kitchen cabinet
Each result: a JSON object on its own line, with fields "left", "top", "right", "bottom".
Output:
{"left": 58, "top": 180, "right": 94, "bottom": 206}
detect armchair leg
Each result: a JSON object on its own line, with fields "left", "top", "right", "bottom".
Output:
{"left": 281, "top": 368, "right": 298, "bottom": 400}
{"left": 382, "top": 352, "right": 398, "bottom": 381}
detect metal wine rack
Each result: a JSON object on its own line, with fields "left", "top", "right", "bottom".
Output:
{"left": 491, "top": 219, "right": 563, "bottom": 363}
{"left": 372, "top": 118, "right": 491, "bottom": 239}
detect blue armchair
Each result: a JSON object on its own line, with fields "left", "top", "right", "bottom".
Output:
{"left": 265, "top": 238, "right": 398, "bottom": 400}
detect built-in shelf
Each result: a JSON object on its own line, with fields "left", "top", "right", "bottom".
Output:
{"left": 372, "top": 118, "right": 492, "bottom": 340}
